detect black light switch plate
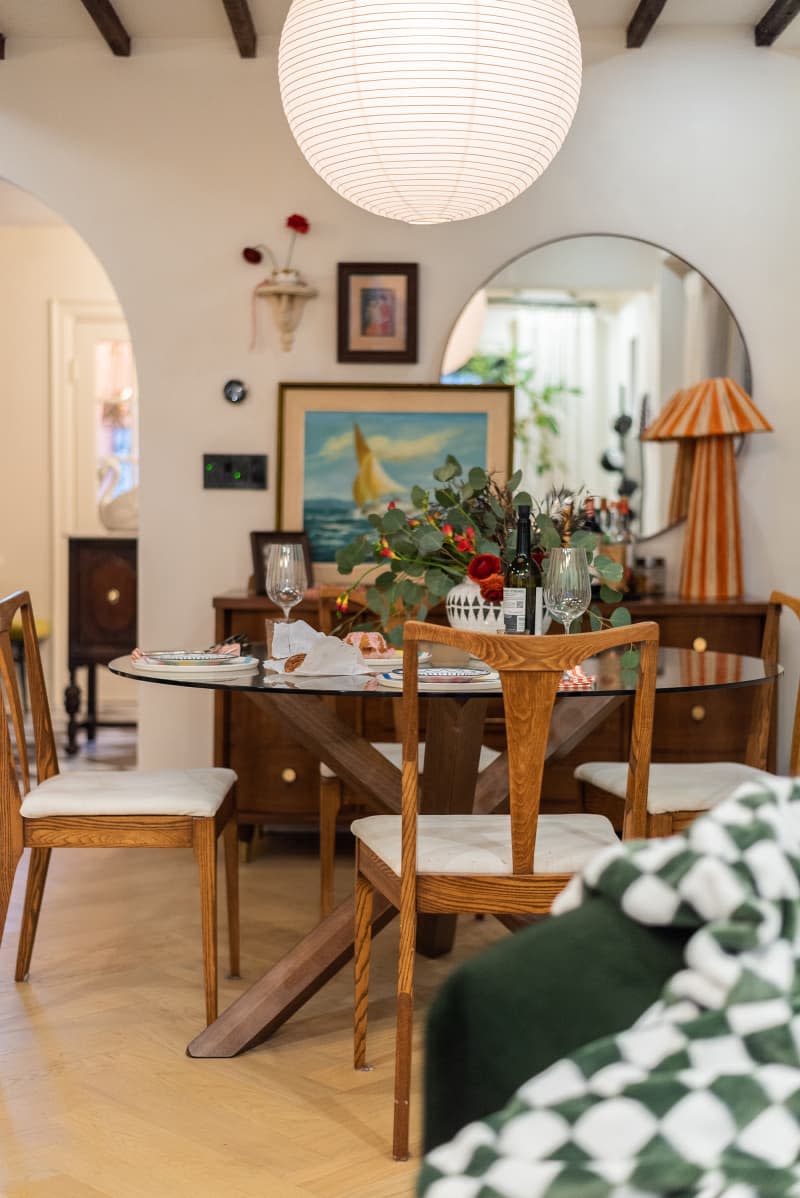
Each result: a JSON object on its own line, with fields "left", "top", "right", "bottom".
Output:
{"left": 203, "top": 454, "right": 267, "bottom": 490}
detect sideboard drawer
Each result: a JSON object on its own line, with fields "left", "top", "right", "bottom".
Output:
{"left": 649, "top": 688, "right": 761, "bottom": 760}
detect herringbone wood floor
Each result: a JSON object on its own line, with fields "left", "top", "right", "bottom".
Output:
{"left": 0, "top": 742, "right": 505, "bottom": 1196}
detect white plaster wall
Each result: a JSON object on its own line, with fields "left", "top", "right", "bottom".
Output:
{"left": 0, "top": 224, "right": 119, "bottom": 688}
{"left": 0, "top": 28, "right": 796, "bottom": 768}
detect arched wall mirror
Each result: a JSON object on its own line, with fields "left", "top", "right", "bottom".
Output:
{"left": 441, "top": 234, "right": 751, "bottom": 539}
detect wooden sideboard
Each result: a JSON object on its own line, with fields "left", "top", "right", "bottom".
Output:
{"left": 212, "top": 592, "right": 778, "bottom": 833}
{"left": 212, "top": 592, "right": 401, "bottom": 833}
{"left": 546, "top": 597, "right": 778, "bottom": 823}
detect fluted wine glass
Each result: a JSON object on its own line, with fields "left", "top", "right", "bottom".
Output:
{"left": 266, "top": 543, "right": 308, "bottom": 621}
{"left": 543, "top": 547, "right": 592, "bottom": 633}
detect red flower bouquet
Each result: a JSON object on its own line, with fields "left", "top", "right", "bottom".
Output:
{"left": 242, "top": 213, "right": 311, "bottom": 274}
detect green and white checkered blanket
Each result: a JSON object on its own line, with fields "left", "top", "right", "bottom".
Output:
{"left": 419, "top": 777, "right": 800, "bottom": 1198}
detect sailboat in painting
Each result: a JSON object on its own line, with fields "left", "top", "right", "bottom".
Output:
{"left": 352, "top": 423, "right": 404, "bottom": 513}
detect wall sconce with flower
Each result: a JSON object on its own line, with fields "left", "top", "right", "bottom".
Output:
{"left": 244, "top": 214, "right": 317, "bottom": 351}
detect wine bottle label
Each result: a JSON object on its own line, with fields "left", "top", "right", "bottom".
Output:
{"left": 502, "top": 587, "right": 528, "bottom": 633}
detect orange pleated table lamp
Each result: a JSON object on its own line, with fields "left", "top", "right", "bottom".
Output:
{"left": 642, "top": 378, "right": 772, "bottom": 599}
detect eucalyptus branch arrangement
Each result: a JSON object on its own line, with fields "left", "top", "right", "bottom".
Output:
{"left": 334, "top": 456, "right": 633, "bottom": 648}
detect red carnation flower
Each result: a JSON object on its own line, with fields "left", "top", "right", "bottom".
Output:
{"left": 467, "top": 553, "right": 502, "bottom": 582}
{"left": 286, "top": 214, "right": 310, "bottom": 234}
{"left": 478, "top": 573, "right": 504, "bottom": 604}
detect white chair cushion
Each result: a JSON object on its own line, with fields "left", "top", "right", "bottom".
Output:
{"left": 20, "top": 768, "right": 237, "bottom": 819}
{"left": 574, "top": 760, "right": 773, "bottom": 814}
{"left": 320, "top": 743, "right": 500, "bottom": 780}
{"left": 351, "top": 812, "right": 618, "bottom": 875}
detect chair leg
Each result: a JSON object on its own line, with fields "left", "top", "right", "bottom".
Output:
{"left": 193, "top": 819, "right": 218, "bottom": 1026}
{"left": 223, "top": 815, "right": 240, "bottom": 980}
{"left": 15, "top": 847, "right": 51, "bottom": 981}
{"left": 320, "top": 776, "right": 343, "bottom": 920}
{"left": 392, "top": 900, "right": 417, "bottom": 1162}
{"left": 645, "top": 811, "right": 674, "bottom": 839}
{"left": 353, "top": 868, "right": 373, "bottom": 1070}
{"left": 0, "top": 839, "right": 23, "bottom": 957}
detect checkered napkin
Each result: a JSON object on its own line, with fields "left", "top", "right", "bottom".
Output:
{"left": 558, "top": 665, "right": 595, "bottom": 691}
{"left": 419, "top": 776, "right": 800, "bottom": 1198}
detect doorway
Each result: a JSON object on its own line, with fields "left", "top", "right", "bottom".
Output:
{"left": 0, "top": 179, "right": 139, "bottom": 753}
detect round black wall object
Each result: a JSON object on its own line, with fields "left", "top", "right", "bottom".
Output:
{"left": 223, "top": 379, "right": 248, "bottom": 404}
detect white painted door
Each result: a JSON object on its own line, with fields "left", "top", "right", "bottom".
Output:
{"left": 50, "top": 301, "right": 139, "bottom": 717}
{"left": 73, "top": 319, "right": 139, "bottom": 535}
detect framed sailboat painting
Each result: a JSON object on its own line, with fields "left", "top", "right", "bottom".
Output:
{"left": 277, "top": 382, "right": 514, "bottom": 583}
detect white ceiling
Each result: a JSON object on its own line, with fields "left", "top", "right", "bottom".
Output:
{"left": 0, "top": 0, "right": 797, "bottom": 45}
{"left": 0, "top": 0, "right": 796, "bottom": 224}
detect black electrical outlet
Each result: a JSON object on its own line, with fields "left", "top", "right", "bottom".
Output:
{"left": 203, "top": 454, "right": 267, "bottom": 490}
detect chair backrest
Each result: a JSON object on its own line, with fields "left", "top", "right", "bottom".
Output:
{"left": 402, "top": 621, "right": 660, "bottom": 872}
{"left": 0, "top": 591, "right": 59, "bottom": 837}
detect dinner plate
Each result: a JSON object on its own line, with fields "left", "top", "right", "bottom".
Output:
{"left": 132, "top": 655, "right": 259, "bottom": 674}
{"left": 356, "top": 649, "right": 431, "bottom": 673}
{"left": 377, "top": 666, "right": 500, "bottom": 691}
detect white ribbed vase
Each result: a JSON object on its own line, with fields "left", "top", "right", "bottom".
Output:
{"left": 445, "top": 578, "right": 504, "bottom": 634}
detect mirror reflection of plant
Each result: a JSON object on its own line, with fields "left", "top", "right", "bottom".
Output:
{"left": 462, "top": 349, "right": 581, "bottom": 478}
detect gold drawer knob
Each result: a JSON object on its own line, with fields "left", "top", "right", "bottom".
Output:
{"left": 106, "top": 588, "right": 121, "bottom": 605}
{"left": 692, "top": 636, "right": 708, "bottom": 653}
{"left": 691, "top": 705, "right": 706, "bottom": 722}
{"left": 281, "top": 767, "right": 297, "bottom": 784}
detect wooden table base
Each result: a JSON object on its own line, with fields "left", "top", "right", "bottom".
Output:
{"left": 187, "top": 894, "right": 394, "bottom": 1058}
{"left": 187, "top": 688, "right": 622, "bottom": 1057}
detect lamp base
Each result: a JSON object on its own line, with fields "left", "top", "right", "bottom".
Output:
{"left": 679, "top": 437, "right": 742, "bottom": 600}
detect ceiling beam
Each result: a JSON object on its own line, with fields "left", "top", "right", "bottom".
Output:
{"left": 79, "top": 0, "right": 130, "bottom": 56}
{"left": 626, "top": 0, "right": 668, "bottom": 48}
{"left": 755, "top": 0, "right": 800, "bottom": 45}
{"left": 221, "top": 0, "right": 257, "bottom": 58}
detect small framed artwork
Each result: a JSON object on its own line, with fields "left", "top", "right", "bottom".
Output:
{"left": 277, "top": 382, "right": 514, "bottom": 584}
{"left": 250, "top": 530, "right": 313, "bottom": 594}
{"left": 337, "top": 263, "right": 418, "bottom": 364}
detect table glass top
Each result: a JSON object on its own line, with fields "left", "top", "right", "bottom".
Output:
{"left": 109, "top": 644, "right": 781, "bottom": 699}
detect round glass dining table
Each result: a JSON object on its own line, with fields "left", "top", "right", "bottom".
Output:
{"left": 110, "top": 644, "right": 780, "bottom": 698}
{"left": 109, "top": 643, "right": 781, "bottom": 1059}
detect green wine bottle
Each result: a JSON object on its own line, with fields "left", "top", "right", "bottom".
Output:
{"left": 502, "top": 504, "right": 543, "bottom": 634}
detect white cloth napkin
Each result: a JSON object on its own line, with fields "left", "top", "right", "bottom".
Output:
{"left": 264, "top": 620, "right": 371, "bottom": 676}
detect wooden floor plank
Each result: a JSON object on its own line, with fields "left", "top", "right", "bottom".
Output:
{"left": 0, "top": 837, "right": 505, "bottom": 1195}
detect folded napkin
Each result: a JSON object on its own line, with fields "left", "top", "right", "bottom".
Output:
{"left": 264, "top": 620, "right": 371, "bottom": 676}
{"left": 558, "top": 665, "right": 595, "bottom": 691}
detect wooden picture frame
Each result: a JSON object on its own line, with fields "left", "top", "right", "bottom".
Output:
{"left": 250, "top": 530, "right": 313, "bottom": 594}
{"left": 337, "top": 263, "right": 418, "bottom": 363}
{"left": 277, "top": 382, "right": 514, "bottom": 584}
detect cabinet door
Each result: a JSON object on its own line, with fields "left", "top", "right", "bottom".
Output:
{"left": 68, "top": 538, "right": 137, "bottom": 663}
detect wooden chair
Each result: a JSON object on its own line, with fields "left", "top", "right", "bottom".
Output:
{"left": 316, "top": 588, "right": 499, "bottom": 919}
{"left": 0, "top": 590, "right": 239, "bottom": 1025}
{"left": 352, "top": 618, "right": 660, "bottom": 1159}
{"left": 575, "top": 590, "right": 795, "bottom": 838}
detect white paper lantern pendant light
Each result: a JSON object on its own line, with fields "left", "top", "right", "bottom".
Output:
{"left": 279, "top": 0, "right": 582, "bottom": 225}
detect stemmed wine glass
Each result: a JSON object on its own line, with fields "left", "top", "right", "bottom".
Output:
{"left": 543, "top": 547, "right": 592, "bottom": 633}
{"left": 265, "top": 543, "right": 308, "bottom": 622}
